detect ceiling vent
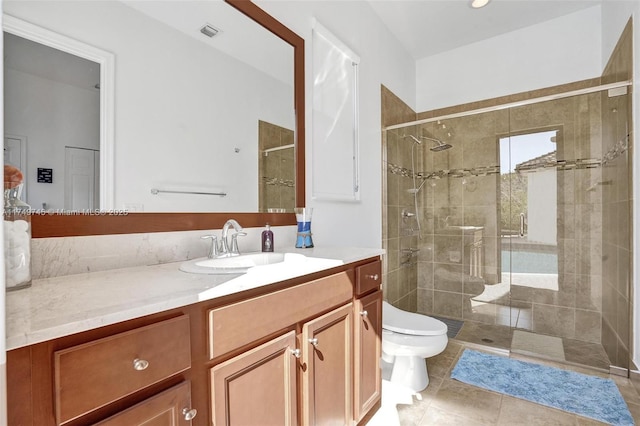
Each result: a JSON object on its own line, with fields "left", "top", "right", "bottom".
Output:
{"left": 200, "top": 24, "right": 221, "bottom": 38}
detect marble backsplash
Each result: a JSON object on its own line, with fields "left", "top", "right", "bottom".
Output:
{"left": 31, "top": 225, "right": 297, "bottom": 280}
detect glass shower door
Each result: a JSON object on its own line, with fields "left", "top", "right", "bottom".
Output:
{"left": 503, "top": 90, "right": 612, "bottom": 369}
{"left": 500, "top": 131, "right": 559, "bottom": 338}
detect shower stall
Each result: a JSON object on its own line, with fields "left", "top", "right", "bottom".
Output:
{"left": 382, "top": 80, "right": 633, "bottom": 373}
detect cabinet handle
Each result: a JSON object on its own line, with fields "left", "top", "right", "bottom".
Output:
{"left": 290, "top": 348, "right": 301, "bottom": 358}
{"left": 360, "top": 310, "right": 368, "bottom": 318}
{"left": 132, "top": 358, "right": 149, "bottom": 371}
{"left": 308, "top": 338, "right": 319, "bottom": 347}
{"left": 182, "top": 408, "right": 198, "bottom": 421}
{"left": 366, "top": 274, "right": 379, "bottom": 281}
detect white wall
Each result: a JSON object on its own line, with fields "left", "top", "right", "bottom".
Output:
{"left": 5, "top": 68, "right": 100, "bottom": 210}
{"left": 256, "top": 0, "right": 415, "bottom": 248}
{"left": 416, "top": 6, "right": 603, "bottom": 112}
{"left": 527, "top": 170, "right": 557, "bottom": 245}
{"left": 4, "top": 1, "right": 294, "bottom": 213}
{"left": 600, "top": 0, "right": 640, "bottom": 369}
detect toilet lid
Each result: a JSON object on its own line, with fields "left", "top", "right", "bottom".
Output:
{"left": 382, "top": 301, "right": 448, "bottom": 336}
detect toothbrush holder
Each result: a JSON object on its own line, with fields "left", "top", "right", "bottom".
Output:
{"left": 295, "top": 208, "right": 314, "bottom": 248}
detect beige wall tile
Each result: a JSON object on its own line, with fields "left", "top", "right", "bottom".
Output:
{"left": 575, "top": 309, "right": 602, "bottom": 343}
{"left": 433, "top": 290, "right": 462, "bottom": 318}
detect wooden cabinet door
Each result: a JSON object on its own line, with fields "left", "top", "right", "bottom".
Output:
{"left": 95, "top": 381, "right": 195, "bottom": 426}
{"left": 210, "top": 331, "right": 298, "bottom": 426}
{"left": 353, "top": 290, "right": 382, "bottom": 423}
{"left": 301, "top": 303, "right": 353, "bottom": 426}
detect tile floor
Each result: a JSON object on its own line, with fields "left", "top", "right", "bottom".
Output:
{"left": 368, "top": 340, "right": 640, "bottom": 425}
{"left": 454, "top": 321, "right": 612, "bottom": 371}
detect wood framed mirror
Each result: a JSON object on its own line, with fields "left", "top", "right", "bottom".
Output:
{"left": 23, "top": 0, "right": 305, "bottom": 237}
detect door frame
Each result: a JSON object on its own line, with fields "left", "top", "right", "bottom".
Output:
{"left": 3, "top": 14, "right": 115, "bottom": 209}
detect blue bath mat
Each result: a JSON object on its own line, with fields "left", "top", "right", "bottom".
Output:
{"left": 451, "top": 349, "right": 634, "bottom": 425}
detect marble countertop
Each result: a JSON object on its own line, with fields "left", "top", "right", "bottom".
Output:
{"left": 6, "top": 246, "right": 384, "bottom": 350}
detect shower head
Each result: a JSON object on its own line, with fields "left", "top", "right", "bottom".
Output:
{"left": 403, "top": 134, "right": 422, "bottom": 144}
{"left": 430, "top": 142, "right": 453, "bottom": 152}
{"left": 421, "top": 135, "right": 453, "bottom": 152}
{"left": 402, "top": 134, "right": 452, "bottom": 151}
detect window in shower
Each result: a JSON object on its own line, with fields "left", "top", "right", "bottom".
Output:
{"left": 499, "top": 130, "right": 559, "bottom": 294}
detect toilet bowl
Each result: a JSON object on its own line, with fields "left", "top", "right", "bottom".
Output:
{"left": 382, "top": 302, "right": 448, "bottom": 392}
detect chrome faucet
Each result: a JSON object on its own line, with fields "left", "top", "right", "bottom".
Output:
{"left": 220, "top": 219, "right": 246, "bottom": 257}
{"left": 201, "top": 235, "right": 219, "bottom": 258}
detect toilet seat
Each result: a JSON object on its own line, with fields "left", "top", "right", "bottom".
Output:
{"left": 382, "top": 329, "right": 448, "bottom": 358}
{"left": 382, "top": 301, "right": 447, "bottom": 336}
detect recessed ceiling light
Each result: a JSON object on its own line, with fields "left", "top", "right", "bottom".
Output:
{"left": 471, "top": 0, "right": 491, "bottom": 8}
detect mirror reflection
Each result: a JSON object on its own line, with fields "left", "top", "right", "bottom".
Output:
{"left": 4, "top": 32, "right": 101, "bottom": 211}
{"left": 3, "top": 0, "right": 295, "bottom": 213}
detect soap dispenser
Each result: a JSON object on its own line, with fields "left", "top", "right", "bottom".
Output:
{"left": 261, "top": 223, "right": 274, "bottom": 252}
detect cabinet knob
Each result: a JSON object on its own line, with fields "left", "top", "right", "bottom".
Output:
{"left": 308, "top": 338, "right": 319, "bottom": 347}
{"left": 290, "top": 348, "right": 301, "bottom": 358}
{"left": 366, "top": 274, "right": 379, "bottom": 281}
{"left": 182, "top": 408, "right": 198, "bottom": 421}
{"left": 360, "top": 310, "right": 368, "bottom": 318}
{"left": 132, "top": 358, "right": 149, "bottom": 371}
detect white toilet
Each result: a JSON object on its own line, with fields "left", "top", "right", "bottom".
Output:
{"left": 381, "top": 301, "right": 448, "bottom": 392}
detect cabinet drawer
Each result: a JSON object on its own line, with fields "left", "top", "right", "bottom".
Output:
{"left": 95, "top": 381, "right": 193, "bottom": 426}
{"left": 209, "top": 271, "right": 353, "bottom": 359}
{"left": 355, "top": 260, "right": 381, "bottom": 296}
{"left": 54, "top": 315, "right": 191, "bottom": 425}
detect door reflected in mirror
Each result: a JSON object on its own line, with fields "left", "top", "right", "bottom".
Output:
{"left": 3, "top": 0, "right": 295, "bottom": 213}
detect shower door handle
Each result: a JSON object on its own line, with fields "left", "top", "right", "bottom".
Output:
{"left": 519, "top": 213, "right": 525, "bottom": 238}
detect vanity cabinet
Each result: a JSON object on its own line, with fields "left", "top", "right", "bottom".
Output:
{"left": 7, "top": 314, "right": 194, "bottom": 426}
{"left": 209, "top": 303, "right": 355, "bottom": 426}
{"left": 7, "top": 256, "right": 382, "bottom": 426}
{"left": 208, "top": 270, "right": 355, "bottom": 425}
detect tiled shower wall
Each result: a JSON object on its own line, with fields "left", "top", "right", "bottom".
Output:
{"left": 412, "top": 111, "right": 502, "bottom": 322}
{"left": 258, "top": 120, "right": 295, "bottom": 213}
{"left": 601, "top": 19, "right": 633, "bottom": 368}
{"left": 381, "top": 85, "right": 418, "bottom": 311}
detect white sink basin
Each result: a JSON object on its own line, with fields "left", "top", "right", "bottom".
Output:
{"left": 180, "top": 252, "right": 287, "bottom": 274}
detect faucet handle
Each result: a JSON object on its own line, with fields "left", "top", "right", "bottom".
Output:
{"left": 230, "top": 232, "right": 247, "bottom": 255}
{"left": 200, "top": 235, "right": 218, "bottom": 258}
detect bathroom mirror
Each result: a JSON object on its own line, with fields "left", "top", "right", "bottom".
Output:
{"left": 3, "top": 0, "right": 305, "bottom": 237}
